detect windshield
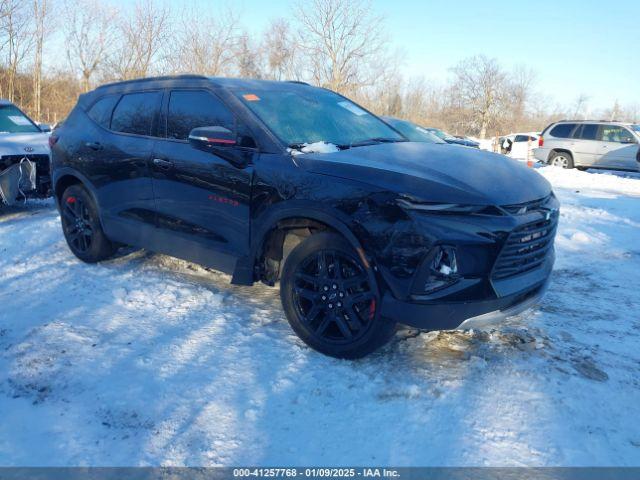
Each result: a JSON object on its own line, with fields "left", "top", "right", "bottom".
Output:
{"left": 0, "top": 105, "right": 40, "bottom": 134}
{"left": 236, "top": 88, "right": 404, "bottom": 148}
{"left": 384, "top": 118, "right": 445, "bottom": 144}
{"left": 425, "top": 128, "right": 453, "bottom": 140}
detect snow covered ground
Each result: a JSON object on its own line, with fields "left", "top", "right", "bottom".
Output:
{"left": 1, "top": 166, "right": 639, "bottom": 467}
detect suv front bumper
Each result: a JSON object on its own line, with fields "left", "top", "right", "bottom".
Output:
{"left": 379, "top": 253, "right": 553, "bottom": 331}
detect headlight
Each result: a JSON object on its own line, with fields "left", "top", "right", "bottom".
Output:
{"left": 397, "top": 197, "right": 502, "bottom": 215}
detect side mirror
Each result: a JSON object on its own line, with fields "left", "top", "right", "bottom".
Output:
{"left": 188, "top": 126, "right": 251, "bottom": 168}
{"left": 188, "top": 126, "right": 237, "bottom": 150}
{"left": 39, "top": 123, "right": 52, "bottom": 133}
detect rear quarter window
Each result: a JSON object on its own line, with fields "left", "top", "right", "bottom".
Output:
{"left": 111, "top": 91, "right": 162, "bottom": 136}
{"left": 87, "top": 95, "right": 120, "bottom": 129}
{"left": 549, "top": 123, "right": 576, "bottom": 138}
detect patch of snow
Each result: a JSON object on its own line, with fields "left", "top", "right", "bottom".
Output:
{"left": 1, "top": 167, "right": 640, "bottom": 466}
{"left": 288, "top": 141, "right": 340, "bottom": 155}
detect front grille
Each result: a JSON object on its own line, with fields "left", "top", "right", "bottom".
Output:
{"left": 492, "top": 214, "right": 558, "bottom": 280}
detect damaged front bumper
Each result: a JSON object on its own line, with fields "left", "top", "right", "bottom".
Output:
{"left": 379, "top": 253, "right": 553, "bottom": 331}
{"left": 0, "top": 155, "right": 51, "bottom": 205}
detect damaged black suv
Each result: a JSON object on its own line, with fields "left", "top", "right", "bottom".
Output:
{"left": 50, "top": 76, "right": 559, "bottom": 358}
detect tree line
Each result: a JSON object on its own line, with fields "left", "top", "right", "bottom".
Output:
{"left": 0, "top": 0, "right": 637, "bottom": 136}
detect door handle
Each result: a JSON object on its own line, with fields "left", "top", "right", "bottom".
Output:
{"left": 153, "top": 158, "right": 173, "bottom": 170}
{"left": 85, "top": 141, "right": 103, "bottom": 151}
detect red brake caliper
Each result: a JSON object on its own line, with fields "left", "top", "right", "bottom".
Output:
{"left": 369, "top": 298, "right": 376, "bottom": 321}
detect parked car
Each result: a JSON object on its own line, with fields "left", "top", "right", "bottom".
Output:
{"left": 499, "top": 132, "right": 540, "bottom": 161}
{"left": 0, "top": 99, "right": 52, "bottom": 206}
{"left": 423, "top": 127, "right": 480, "bottom": 148}
{"left": 50, "top": 75, "right": 558, "bottom": 358}
{"left": 535, "top": 120, "right": 640, "bottom": 171}
{"left": 380, "top": 116, "right": 446, "bottom": 144}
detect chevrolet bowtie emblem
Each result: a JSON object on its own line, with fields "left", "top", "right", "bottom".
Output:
{"left": 24, "top": 146, "right": 34, "bottom": 152}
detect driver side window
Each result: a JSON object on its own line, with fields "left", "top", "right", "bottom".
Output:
{"left": 599, "top": 125, "right": 636, "bottom": 144}
{"left": 167, "top": 90, "right": 235, "bottom": 141}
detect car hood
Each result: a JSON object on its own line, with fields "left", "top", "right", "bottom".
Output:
{"left": 295, "top": 142, "right": 551, "bottom": 205}
{"left": 0, "top": 132, "right": 50, "bottom": 157}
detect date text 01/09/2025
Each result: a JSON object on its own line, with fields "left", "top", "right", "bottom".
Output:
{"left": 232, "top": 468, "right": 401, "bottom": 478}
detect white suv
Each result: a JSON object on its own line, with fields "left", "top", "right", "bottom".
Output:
{"left": 534, "top": 120, "right": 640, "bottom": 171}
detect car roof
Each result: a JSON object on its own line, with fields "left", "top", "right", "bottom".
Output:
{"left": 553, "top": 119, "right": 633, "bottom": 126}
{"left": 94, "top": 75, "right": 313, "bottom": 93}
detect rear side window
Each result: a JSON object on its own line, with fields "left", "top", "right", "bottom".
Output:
{"left": 514, "top": 135, "right": 530, "bottom": 142}
{"left": 111, "top": 91, "right": 161, "bottom": 136}
{"left": 574, "top": 124, "right": 598, "bottom": 140}
{"left": 549, "top": 123, "right": 576, "bottom": 138}
{"left": 87, "top": 95, "right": 120, "bottom": 129}
{"left": 167, "top": 90, "right": 235, "bottom": 140}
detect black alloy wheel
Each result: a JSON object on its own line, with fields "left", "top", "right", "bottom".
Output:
{"left": 281, "top": 232, "right": 396, "bottom": 358}
{"left": 60, "top": 184, "right": 116, "bottom": 263}
{"left": 61, "top": 194, "right": 94, "bottom": 253}
{"left": 292, "top": 249, "right": 376, "bottom": 343}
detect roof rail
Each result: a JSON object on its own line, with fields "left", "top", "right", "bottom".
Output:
{"left": 96, "top": 74, "right": 210, "bottom": 90}
{"left": 285, "top": 80, "right": 310, "bottom": 86}
{"left": 556, "top": 119, "right": 622, "bottom": 123}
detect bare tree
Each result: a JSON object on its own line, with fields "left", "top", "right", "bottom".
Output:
{"left": 572, "top": 94, "right": 589, "bottom": 119}
{"left": 167, "top": 4, "right": 238, "bottom": 76}
{"left": 295, "top": 0, "right": 387, "bottom": 94}
{"left": 449, "top": 55, "right": 508, "bottom": 138}
{"left": 106, "top": 0, "right": 170, "bottom": 80}
{"left": 607, "top": 99, "right": 621, "bottom": 121}
{"left": 507, "top": 65, "right": 536, "bottom": 131}
{"left": 63, "top": 0, "right": 117, "bottom": 92}
{"left": 262, "top": 18, "right": 299, "bottom": 81}
{"left": 1, "top": 0, "right": 33, "bottom": 102}
{"left": 235, "top": 33, "right": 262, "bottom": 78}
{"left": 32, "top": 0, "right": 53, "bottom": 118}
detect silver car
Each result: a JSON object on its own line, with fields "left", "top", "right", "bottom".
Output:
{"left": 534, "top": 120, "right": 640, "bottom": 171}
{"left": 0, "top": 99, "right": 52, "bottom": 205}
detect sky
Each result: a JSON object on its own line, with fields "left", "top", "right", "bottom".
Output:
{"left": 107, "top": 0, "right": 639, "bottom": 112}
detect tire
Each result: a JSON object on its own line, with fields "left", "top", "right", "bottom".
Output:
{"left": 280, "top": 232, "right": 396, "bottom": 359}
{"left": 549, "top": 151, "right": 574, "bottom": 169}
{"left": 60, "top": 184, "right": 116, "bottom": 263}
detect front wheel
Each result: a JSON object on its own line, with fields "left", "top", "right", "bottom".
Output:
{"left": 549, "top": 151, "right": 574, "bottom": 169}
{"left": 280, "top": 232, "right": 396, "bottom": 359}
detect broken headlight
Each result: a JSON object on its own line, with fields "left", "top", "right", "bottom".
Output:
{"left": 414, "top": 245, "right": 459, "bottom": 294}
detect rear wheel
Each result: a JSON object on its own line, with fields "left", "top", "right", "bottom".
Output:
{"left": 60, "top": 184, "right": 116, "bottom": 263}
{"left": 280, "top": 232, "right": 396, "bottom": 359}
{"left": 549, "top": 151, "right": 574, "bottom": 169}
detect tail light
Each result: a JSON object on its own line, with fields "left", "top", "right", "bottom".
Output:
{"left": 538, "top": 136, "right": 544, "bottom": 147}
{"left": 48, "top": 135, "right": 58, "bottom": 148}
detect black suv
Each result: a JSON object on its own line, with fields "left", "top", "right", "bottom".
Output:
{"left": 50, "top": 76, "right": 559, "bottom": 358}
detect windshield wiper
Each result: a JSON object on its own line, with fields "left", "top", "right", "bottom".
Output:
{"left": 340, "top": 137, "right": 405, "bottom": 149}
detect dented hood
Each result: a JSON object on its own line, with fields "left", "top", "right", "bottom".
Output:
{"left": 295, "top": 142, "right": 551, "bottom": 205}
